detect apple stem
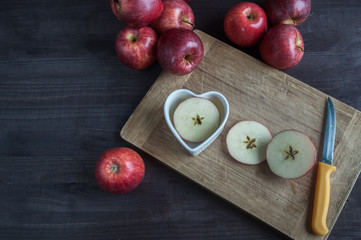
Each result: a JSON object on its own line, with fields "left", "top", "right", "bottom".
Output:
{"left": 181, "top": 19, "right": 195, "bottom": 28}
{"left": 128, "top": 35, "right": 137, "bottom": 42}
{"left": 111, "top": 164, "right": 118, "bottom": 173}
{"left": 247, "top": 14, "right": 254, "bottom": 21}
{"left": 114, "top": 0, "right": 121, "bottom": 12}
{"left": 283, "top": 18, "right": 297, "bottom": 25}
{"left": 184, "top": 55, "right": 193, "bottom": 65}
{"left": 297, "top": 46, "right": 304, "bottom": 52}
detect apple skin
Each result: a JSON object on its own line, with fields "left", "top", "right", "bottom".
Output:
{"left": 259, "top": 24, "right": 304, "bottom": 70}
{"left": 96, "top": 147, "right": 145, "bottom": 194}
{"left": 114, "top": 26, "right": 158, "bottom": 70}
{"left": 265, "top": 0, "right": 311, "bottom": 26}
{"left": 157, "top": 28, "right": 204, "bottom": 75}
{"left": 224, "top": 2, "right": 268, "bottom": 48}
{"left": 151, "top": 0, "right": 194, "bottom": 35}
{"left": 110, "top": 0, "right": 163, "bottom": 27}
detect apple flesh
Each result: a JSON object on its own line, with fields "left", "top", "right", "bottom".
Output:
{"left": 151, "top": 0, "right": 194, "bottom": 35}
{"left": 266, "top": 130, "right": 316, "bottom": 179}
{"left": 173, "top": 97, "right": 220, "bottom": 142}
{"left": 157, "top": 28, "right": 204, "bottom": 75}
{"left": 224, "top": 2, "right": 268, "bottom": 48}
{"left": 114, "top": 26, "right": 158, "bottom": 70}
{"left": 110, "top": 0, "right": 163, "bottom": 27}
{"left": 259, "top": 24, "right": 304, "bottom": 70}
{"left": 226, "top": 121, "right": 272, "bottom": 165}
{"left": 265, "top": 0, "right": 311, "bottom": 26}
{"left": 96, "top": 147, "right": 145, "bottom": 194}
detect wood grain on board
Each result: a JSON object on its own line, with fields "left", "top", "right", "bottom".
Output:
{"left": 121, "top": 30, "right": 361, "bottom": 240}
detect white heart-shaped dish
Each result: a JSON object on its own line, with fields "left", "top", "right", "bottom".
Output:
{"left": 164, "top": 89, "right": 229, "bottom": 156}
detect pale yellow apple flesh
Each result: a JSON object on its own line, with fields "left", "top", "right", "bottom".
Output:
{"left": 173, "top": 97, "right": 220, "bottom": 142}
{"left": 226, "top": 121, "right": 272, "bottom": 165}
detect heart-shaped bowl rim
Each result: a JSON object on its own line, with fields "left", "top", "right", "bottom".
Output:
{"left": 164, "top": 89, "right": 229, "bottom": 156}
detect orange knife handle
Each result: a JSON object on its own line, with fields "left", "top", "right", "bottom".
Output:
{"left": 312, "top": 162, "right": 336, "bottom": 236}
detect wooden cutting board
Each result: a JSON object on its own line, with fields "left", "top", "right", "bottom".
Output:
{"left": 121, "top": 30, "right": 361, "bottom": 240}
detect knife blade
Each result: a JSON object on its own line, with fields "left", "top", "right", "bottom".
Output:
{"left": 312, "top": 97, "right": 337, "bottom": 236}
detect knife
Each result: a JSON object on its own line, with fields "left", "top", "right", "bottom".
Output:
{"left": 312, "top": 97, "right": 337, "bottom": 236}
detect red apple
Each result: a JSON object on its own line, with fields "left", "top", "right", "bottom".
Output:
{"left": 224, "top": 2, "right": 268, "bottom": 48}
{"left": 110, "top": 0, "right": 163, "bottom": 27}
{"left": 157, "top": 28, "right": 204, "bottom": 75}
{"left": 151, "top": 0, "right": 194, "bottom": 35}
{"left": 259, "top": 24, "right": 304, "bottom": 70}
{"left": 114, "top": 26, "right": 158, "bottom": 70}
{"left": 265, "top": 0, "right": 311, "bottom": 26}
{"left": 96, "top": 147, "right": 145, "bottom": 194}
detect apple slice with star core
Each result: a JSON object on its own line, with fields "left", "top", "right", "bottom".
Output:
{"left": 266, "top": 130, "right": 316, "bottom": 179}
{"left": 173, "top": 97, "right": 220, "bottom": 143}
{"left": 226, "top": 121, "right": 272, "bottom": 165}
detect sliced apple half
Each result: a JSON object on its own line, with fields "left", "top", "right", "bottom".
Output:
{"left": 266, "top": 130, "right": 316, "bottom": 179}
{"left": 173, "top": 97, "right": 220, "bottom": 142}
{"left": 226, "top": 121, "right": 272, "bottom": 165}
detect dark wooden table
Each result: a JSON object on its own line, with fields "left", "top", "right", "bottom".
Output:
{"left": 1, "top": 0, "right": 360, "bottom": 239}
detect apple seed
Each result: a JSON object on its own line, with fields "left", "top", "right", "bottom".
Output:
{"left": 243, "top": 136, "right": 257, "bottom": 149}
{"left": 192, "top": 114, "right": 204, "bottom": 126}
{"left": 284, "top": 145, "right": 299, "bottom": 160}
